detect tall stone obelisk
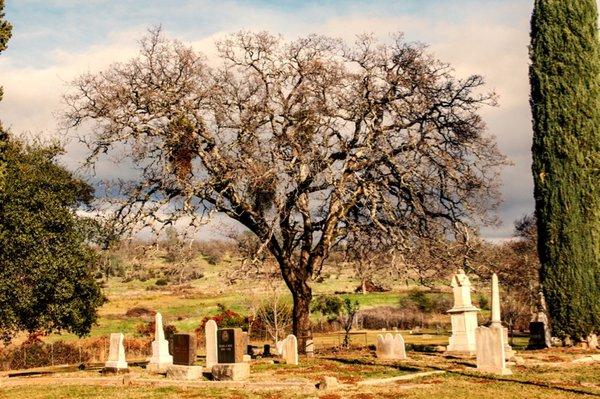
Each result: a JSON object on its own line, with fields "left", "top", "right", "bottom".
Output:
{"left": 490, "top": 273, "right": 515, "bottom": 359}
{"left": 147, "top": 313, "right": 173, "bottom": 372}
{"left": 446, "top": 269, "right": 479, "bottom": 355}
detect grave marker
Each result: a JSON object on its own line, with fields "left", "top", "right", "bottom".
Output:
{"left": 217, "top": 328, "right": 244, "bottom": 364}
{"left": 476, "top": 325, "right": 512, "bottom": 375}
{"left": 105, "top": 333, "right": 128, "bottom": 370}
{"left": 490, "top": 273, "right": 515, "bottom": 359}
{"left": 205, "top": 319, "right": 218, "bottom": 369}
{"left": 147, "top": 313, "right": 173, "bottom": 372}
{"left": 172, "top": 334, "right": 196, "bottom": 365}
{"left": 446, "top": 269, "right": 479, "bottom": 355}
{"left": 282, "top": 334, "right": 298, "bottom": 365}
{"left": 376, "top": 333, "right": 407, "bottom": 360}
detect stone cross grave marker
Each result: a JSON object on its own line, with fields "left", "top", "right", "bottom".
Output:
{"left": 217, "top": 328, "right": 244, "bottom": 364}
{"left": 476, "top": 325, "right": 512, "bottom": 375}
{"left": 105, "top": 333, "right": 128, "bottom": 370}
{"left": 205, "top": 319, "right": 218, "bottom": 369}
{"left": 172, "top": 333, "right": 197, "bottom": 366}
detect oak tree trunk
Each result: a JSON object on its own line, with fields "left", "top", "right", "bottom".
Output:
{"left": 290, "top": 281, "right": 312, "bottom": 355}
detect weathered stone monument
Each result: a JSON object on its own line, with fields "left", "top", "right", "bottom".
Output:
{"left": 528, "top": 292, "right": 552, "bottom": 349}
{"left": 105, "top": 333, "right": 128, "bottom": 370}
{"left": 166, "top": 333, "right": 202, "bottom": 380}
{"left": 172, "top": 333, "right": 197, "bottom": 365}
{"left": 306, "top": 339, "right": 315, "bottom": 357}
{"left": 146, "top": 313, "right": 173, "bottom": 373}
{"left": 211, "top": 328, "right": 250, "bottom": 381}
{"left": 217, "top": 328, "right": 244, "bottom": 364}
{"left": 283, "top": 334, "right": 299, "bottom": 365}
{"left": 490, "top": 273, "right": 515, "bottom": 359}
{"left": 446, "top": 269, "right": 479, "bottom": 355}
{"left": 205, "top": 319, "right": 218, "bottom": 369}
{"left": 376, "top": 333, "right": 407, "bottom": 360}
{"left": 476, "top": 325, "right": 512, "bottom": 375}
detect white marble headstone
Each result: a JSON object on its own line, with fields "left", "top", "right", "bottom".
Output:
{"left": 283, "top": 334, "right": 298, "bottom": 365}
{"left": 376, "top": 333, "right": 407, "bottom": 359}
{"left": 105, "top": 333, "right": 128, "bottom": 370}
{"left": 446, "top": 269, "right": 479, "bottom": 354}
{"left": 205, "top": 319, "right": 218, "bottom": 368}
{"left": 476, "top": 325, "right": 512, "bottom": 375}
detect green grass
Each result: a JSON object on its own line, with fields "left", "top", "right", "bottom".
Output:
{"left": 3, "top": 357, "right": 599, "bottom": 399}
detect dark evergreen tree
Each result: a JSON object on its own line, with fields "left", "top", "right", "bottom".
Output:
{"left": 530, "top": 0, "right": 600, "bottom": 340}
{"left": 0, "top": 0, "right": 12, "bottom": 106}
{"left": 0, "top": 139, "right": 106, "bottom": 342}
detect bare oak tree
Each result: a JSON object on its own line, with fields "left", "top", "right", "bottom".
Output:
{"left": 64, "top": 28, "right": 506, "bottom": 352}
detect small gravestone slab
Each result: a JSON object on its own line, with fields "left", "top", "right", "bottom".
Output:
{"left": 217, "top": 328, "right": 244, "bottom": 364}
{"left": 205, "top": 320, "right": 218, "bottom": 369}
{"left": 376, "top": 333, "right": 407, "bottom": 360}
{"left": 105, "top": 333, "right": 128, "bottom": 370}
{"left": 263, "top": 344, "right": 271, "bottom": 357}
{"left": 528, "top": 322, "right": 549, "bottom": 349}
{"left": 172, "top": 334, "right": 196, "bottom": 365}
{"left": 283, "top": 334, "right": 298, "bottom": 365}
{"left": 476, "top": 325, "right": 512, "bottom": 375}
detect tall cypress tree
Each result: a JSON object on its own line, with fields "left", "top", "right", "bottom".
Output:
{"left": 530, "top": 0, "right": 600, "bottom": 340}
{"left": 0, "top": 0, "right": 11, "bottom": 105}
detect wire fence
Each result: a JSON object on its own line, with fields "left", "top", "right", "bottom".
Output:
{"left": 0, "top": 338, "right": 152, "bottom": 371}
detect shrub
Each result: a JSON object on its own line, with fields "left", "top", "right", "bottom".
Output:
{"left": 125, "top": 307, "right": 156, "bottom": 318}
{"left": 359, "top": 306, "right": 449, "bottom": 330}
{"left": 311, "top": 295, "right": 343, "bottom": 322}
{"left": 476, "top": 293, "right": 490, "bottom": 310}
{"left": 136, "top": 320, "right": 178, "bottom": 341}
{"left": 399, "top": 290, "right": 452, "bottom": 314}
{"left": 196, "top": 304, "right": 250, "bottom": 343}
{"left": 155, "top": 278, "right": 169, "bottom": 286}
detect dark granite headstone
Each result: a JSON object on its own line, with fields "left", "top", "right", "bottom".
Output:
{"left": 172, "top": 333, "right": 197, "bottom": 365}
{"left": 217, "top": 328, "right": 244, "bottom": 363}
{"left": 527, "top": 322, "right": 549, "bottom": 349}
{"left": 263, "top": 344, "right": 271, "bottom": 357}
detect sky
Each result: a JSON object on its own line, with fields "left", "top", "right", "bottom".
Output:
{"left": 0, "top": 0, "right": 539, "bottom": 240}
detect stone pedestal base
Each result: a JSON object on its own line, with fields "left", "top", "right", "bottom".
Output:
{"left": 101, "top": 367, "right": 129, "bottom": 374}
{"left": 104, "top": 360, "right": 128, "bottom": 370}
{"left": 211, "top": 363, "right": 250, "bottom": 381}
{"left": 447, "top": 306, "right": 479, "bottom": 355}
{"left": 477, "top": 366, "right": 513, "bottom": 375}
{"left": 146, "top": 362, "right": 172, "bottom": 373}
{"left": 166, "top": 365, "right": 204, "bottom": 380}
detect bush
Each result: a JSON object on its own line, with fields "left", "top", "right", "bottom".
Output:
{"left": 125, "top": 306, "right": 156, "bottom": 318}
{"left": 196, "top": 304, "right": 250, "bottom": 343}
{"left": 359, "top": 306, "right": 449, "bottom": 330}
{"left": 155, "top": 278, "right": 169, "bottom": 286}
{"left": 399, "top": 290, "right": 452, "bottom": 314}
{"left": 477, "top": 293, "right": 490, "bottom": 310}
{"left": 136, "top": 320, "right": 178, "bottom": 341}
{"left": 311, "top": 295, "right": 343, "bottom": 322}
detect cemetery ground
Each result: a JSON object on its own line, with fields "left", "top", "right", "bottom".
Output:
{"left": 1, "top": 253, "right": 599, "bottom": 398}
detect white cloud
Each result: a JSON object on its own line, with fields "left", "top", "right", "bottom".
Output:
{"left": 0, "top": 1, "right": 537, "bottom": 238}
